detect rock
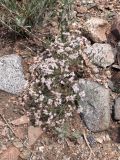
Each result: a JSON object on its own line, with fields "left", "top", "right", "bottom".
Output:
{"left": 108, "top": 126, "right": 120, "bottom": 143}
{"left": 20, "top": 149, "right": 31, "bottom": 160}
{"left": 112, "top": 64, "right": 120, "bottom": 70}
{"left": 84, "top": 43, "right": 115, "bottom": 68}
{"left": 95, "top": 133, "right": 111, "bottom": 144}
{"left": 75, "top": 6, "right": 87, "bottom": 14}
{"left": 28, "top": 126, "right": 43, "bottom": 147}
{"left": 83, "top": 17, "right": 110, "bottom": 42}
{"left": 13, "top": 141, "right": 23, "bottom": 148}
{"left": 1, "top": 145, "right": 7, "bottom": 152}
{"left": 0, "top": 146, "right": 20, "bottom": 160}
{"left": 111, "top": 14, "right": 120, "bottom": 41}
{"left": 117, "top": 41, "right": 120, "bottom": 66}
{"left": 118, "top": 157, "right": 120, "bottom": 160}
{"left": 11, "top": 115, "right": 29, "bottom": 126}
{"left": 81, "top": 0, "right": 94, "bottom": 5}
{"left": 0, "top": 120, "right": 4, "bottom": 126}
{"left": 114, "top": 97, "right": 120, "bottom": 120}
{"left": 0, "top": 54, "right": 27, "bottom": 94}
{"left": 87, "top": 134, "right": 96, "bottom": 146}
{"left": 108, "top": 14, "right": 120, "bottom": 45}
{"left": 1, "top": 127, "right": 8, "bottom": 137}
{"left": 111, "top": 71, "right": 120, "bottom": 93}
{"left": 14, "top": 127, "right": 26, "bottom": 140}
{"left": 73, "top": 79, "right": 110, "bottom": 132}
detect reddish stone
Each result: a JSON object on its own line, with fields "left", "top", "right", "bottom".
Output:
{"left": 28, "top": 126, "right": 43, "bottom": 147}
{"left": 11, "top": 115, "right": 29, "bottom": 126}
{"left": 14, "top": 127, "right": 26, "bottom": 140}
{"left": 0, "top": 146, "right": 20, "bottom": 160}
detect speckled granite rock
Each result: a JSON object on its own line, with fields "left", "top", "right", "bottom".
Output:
{"left": 73, "top": 79, "right": 110, "bottom": 132}
{"left": 0, "top": 54, "right": 27, "bottom": 94}
{"left": 84, "top": 43, "right": 115, "bottom": 68}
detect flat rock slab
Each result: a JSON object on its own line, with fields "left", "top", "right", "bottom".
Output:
{"left": 114, "top": 97, "right": 120, "bottom": 120}
{"left": 73, "top": 79, "right": 110, "bottom": 132}
{"left": 28, "top": 126, "right": 43, "bottom": 147}
{"left": 84, "top": 43, "right": 115, "bottom": 68}
{"left": 0, "top": 54, "right": 27, "bottom": 94}
{"left": 0, "top": 146, "right": 20, "bottom": 160}
{"left": 11, "top": 115, "right": 30, "bottom": 126}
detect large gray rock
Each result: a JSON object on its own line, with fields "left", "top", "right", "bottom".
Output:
{"left": 114, "top": 97, "right": 120, "bottom": 120}
{"left": 73, "top": 79, "right": 110, "bottom": 132}
{"left": 0, "top": 54, "right": 27, "bottom": 94}
{"left": 84, "top": 43, "right": 115, "bottom": 68}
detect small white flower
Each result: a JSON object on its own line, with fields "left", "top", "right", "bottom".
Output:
{"left": 68, "top": 76, "right": 74, "bottom": 82}
{"left": 39, "top": 146, "right": 44, "bottom": 152}
{"left": 62, "top": 32, "right": 70, "bottom": 36}
{"left": 69, "top": 52, "right": 79, "bottom": 59}
{"left": 43, "top": 109, "right": 48, "bottom": 115}
{"left": 66, "top": 95, "right": 76, "bottom": 102}
{"left": 45, "top": 78, "right": 52, "bottom": 90}
{"left": 39, "top": 57, "right": 58, "bottom": 75}
{"left": 65, "top": 112, "right": 72, "bottom": 117}
{"left": 70, "top": 72, "right": 75, "bottom": 77}
{"left": 72, "top": 83, "right": 79, "bottom": 93}
{"left": 39, "top": 95, "right": 44, "bottom": 101}
{"left": 60, "top": 80, "right": 65, "bottom": 84}
{"left": 41, "top": 77, "right": 45, "bottom": 83}
{"left": 65, "top": 47, "right": 72, "bottom": 52}
{"left": 64, "top": 66, "right": 69, "bottom": 72}
{"left": 54, "top": 98, "right": 62, "bottom": 106}
{"left": 57, "top": 48, "right": 64, "bottom": 54}
{"left": 48, "top": 99, "right": 53, "bottom": 105}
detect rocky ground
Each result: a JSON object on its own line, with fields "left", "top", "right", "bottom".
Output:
{"left": 0, "top": 0, "right": 120, "bottom": 160}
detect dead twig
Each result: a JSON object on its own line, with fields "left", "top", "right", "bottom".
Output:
{"left": 0, "top": 113, "right": 35, "bottom": 156}
{"left": 83, "top": 131, "right": 95, "bottom": 160}
{"left": 0, "top": 113, "right": 16, "bottom": 136}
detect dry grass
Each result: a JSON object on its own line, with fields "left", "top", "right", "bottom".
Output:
{"left": 0, "top": 0, "right": 73, "bottom": 35}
